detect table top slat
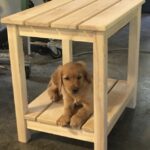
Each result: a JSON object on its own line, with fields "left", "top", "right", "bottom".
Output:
{"left": 1, "top": 0, "right": 144, "bottom": 32}
{"left": 79, "top": 0, "right": 145, "bottom": 31}
{"left": 25, "top": 0, "right": 96, "bottom": 27}
{"left": 1, "top": 0, "right": 73, "bottom": 25}
{"left": 51, "top": 0, "right": 120, "bottom": 29}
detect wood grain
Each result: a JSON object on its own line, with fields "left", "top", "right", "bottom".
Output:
{"left": 25, "top": 0, "right": 96, "bottom": 27}
{"left": 51, "top": 0, "right": 120, "bottom": 29}
{"left": 1, "top": 0, "right": 73, "bottom": 25}
{"left": 25, "top": 89, "right": 53, "bottom": 121}
{"left": 79, "top": 0, "right": 144, "bottom": 31}
{"left": 36, "top": 78, "right": 117, "bottom": 126}
{"left": 82, "top": 80, "right": 134, "bottom": 134}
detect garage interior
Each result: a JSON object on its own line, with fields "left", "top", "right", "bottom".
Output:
{"left": 0, "top": 0, "right": 150, "bottom": 150}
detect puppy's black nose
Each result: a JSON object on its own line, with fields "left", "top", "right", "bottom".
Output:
{"left": 72, "top": 87, "right": 79, "bottom": 94}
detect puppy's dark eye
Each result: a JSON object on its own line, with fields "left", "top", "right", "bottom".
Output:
{"left": 64, "top": 76, "right": 70, "bottom": 80}
{"left": 77, "top": 75, "right": 82, "bottom": 80}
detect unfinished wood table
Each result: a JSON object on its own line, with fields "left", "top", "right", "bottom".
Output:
{"left": 1, "top": 0, "right": 145, "bottom": 150}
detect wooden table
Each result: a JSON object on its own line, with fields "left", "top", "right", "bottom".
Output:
{"left": 1, "top": 0, "right": 144, "bottom": 150}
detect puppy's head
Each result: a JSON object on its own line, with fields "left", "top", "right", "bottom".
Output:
{"left": 61, "top": 61, "right": 91, "bottom": 96}
{"left": 50, "top": 61, "right": 91, "bottom": 96}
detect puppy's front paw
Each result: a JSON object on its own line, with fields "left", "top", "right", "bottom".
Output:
{"left": 48, "top": 89, "right": 59, "bottom": 102}
{"left": 56, "top": 115, "right": 70, "bottom": 127}
{"left": 70, "top": 116, "right": 82, "bottom": 129}
{"left": 50, "top": 93, "right": 59, "bottom": 102}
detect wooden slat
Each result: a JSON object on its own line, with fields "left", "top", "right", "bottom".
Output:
{"left": 106, "top": 8, "right": 137, "bottom": 38}
{"left": 108, "top": 78, "right": 117, "bottom": 92}
{"left": 27, "top": 120, "right": 94, "bottom": 142}
{"left": 36, "top": 79, "right": 117, "bottom": 125}
{"left": 25, "top": 89, "right": 53, "bottom": 121}
{"left": 82, "top": 80, "right": 133, "bottom": 134}
{"left": 37, "top": 101, "right": 63, "bottom": 125}
{"left": 79, "top": 0, "right": 144, "bottom": 31}
{"left": 107, "top": 81, "right": 133, "bottom": 134}
{"left": 25, "top": 0, "right": 96, "bottom": 27}
{"left": 1, "top": 0, "right": 73, "bottom": 25}
{"left": 51, "top": 0, "right": 121, "bottom": 29}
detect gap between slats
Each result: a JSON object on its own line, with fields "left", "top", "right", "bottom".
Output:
{"left": 79, "top": 0, "right": 144, "bottom": 31}
{"left": 25, "top": 0, "right": 97, "bottom": 27}
{"left": 25, "top": 89, "right": 53, "bottom": 121}
{"left": 1, "top": 0, "right": 74, "bottom": 25}
{"left": 51, "top": 0, "right": 121, "bottom": 29}
{"left": 82, "top": 80, "right": 131, "bottom": 133}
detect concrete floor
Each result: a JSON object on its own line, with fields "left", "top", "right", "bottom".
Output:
{"left": 0, "top": 14, "right": 150, "bottom": 150}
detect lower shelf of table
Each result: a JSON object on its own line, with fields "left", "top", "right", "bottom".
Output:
{"left": 25, "top": 79, "right": 133, "bottom": 142}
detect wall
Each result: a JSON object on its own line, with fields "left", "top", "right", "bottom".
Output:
{"left": 0, "top": 0, "right": 21, "bottom": 18}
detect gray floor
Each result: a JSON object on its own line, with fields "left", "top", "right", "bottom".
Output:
{"left": 0, "top": 14, "right": 150, "bottom": 150}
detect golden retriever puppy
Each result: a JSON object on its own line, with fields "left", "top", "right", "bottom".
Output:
{"left": 48, "top": 61, "right": 93, "bottom": 128}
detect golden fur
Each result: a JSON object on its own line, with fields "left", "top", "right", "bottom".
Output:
{"left": 47, "top": 61, "right": 93, "bottom": 128}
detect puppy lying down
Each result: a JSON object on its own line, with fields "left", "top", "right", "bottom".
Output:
{"left": 47, "top": 61, "right": 93, "bottom": 128}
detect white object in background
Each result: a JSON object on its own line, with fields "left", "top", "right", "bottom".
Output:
{"left": 32, "top": 0, "right": 43, "bottom": 5}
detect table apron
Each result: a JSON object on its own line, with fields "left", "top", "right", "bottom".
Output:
{"left": 18, "top": 26, "right": 98, "bottom": 42}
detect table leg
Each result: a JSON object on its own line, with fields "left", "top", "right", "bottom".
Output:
{"left": 93, "top": 32, "right": 108, "bottom": 150}
{"left": 7, "top": 25, "right": 30, "bottom": 143}
{"left": 62, "top": 39, "right": 73, "bottom": 64}
{"left": 127, "top": 7, "right": 141, "bottom": 108}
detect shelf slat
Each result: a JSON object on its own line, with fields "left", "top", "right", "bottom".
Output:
{"left": 25, "top": 89, "right": 53, "bottom": 121}
{"left": 82, "top": 80, "right": 133, "bottom": 134}
{"left": 79, "top": 0, "right": 144, "bottom": 31}
{"left": 51, "top": 0, "right": 120, "bottom": 29}
{"left": 25, "top": 0, "right": 96, "bottom": 27}
{"left": 1, "top": 0, "right": 73, "bottom": 25}
{"left": 36, "top": 78, "right": 117, "bottom": 125}
{"left": 25, "top": 79, "right": 133, "bottom": 142}
{"left": 27, "top": 120, "right": 94, "bottom": 142}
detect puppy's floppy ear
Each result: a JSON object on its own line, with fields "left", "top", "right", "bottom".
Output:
{"left": 76, "top": 61, "right": 92, "bottom": 84}
{"left": 48, "top": 65, "right": 63, "bottom": 93}
{"left": 76, "top": 61, "right": 87, "bottom": 68}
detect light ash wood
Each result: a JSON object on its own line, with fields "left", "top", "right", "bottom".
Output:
{"left": 106, "top": 8, "right": 137, "bottom": 38}
{"left": 62, "top": 39, "right": 73, "bottom": 64}
{"left": 1, "top": 0, "right": 73, "bottom": 25}
{"left": 25, "top": 79, "right": 116, "bottom": 123}
{"left": 51, "top": 0, "right": 120, "bottom": 29}
{"left": 26, "top": 80, "right": 124, "bottom": 143}
{"left": 107, "top": 82, "right": 134, "bottom": 133}
{"left": 82, "top": 80, "right": 134, "bottom": 134}
{"left": 2, "top": 0, "right": 144, "bottom": 149}
{"left": 25, "top": 0, "right": 96, "bottom": 27}
{"left": 19, "top": 26, "right": 95, "bottom": 42}
{"left": 37, "top": 101, "right": 63, "bottom": 125}
{"left": 34, "top": 79, "right": 116, "bottom": 125}
{"left": 127, "top": 7, "right": 141, "bottom": 108}
{"left": 79, "top": 0, "right": 144, "bottom": 31}
{"left": 25, "top": 80, "right": 132, "bottom": 143}
{"left": 1, "top": 0, "right": 144, "bottom": 32}
{"left": 93, "top": 32, "right": 108, "bottom": 150}
{"left": 7, "top": 25, "right": 30, "bottom": 143}
{"left": 25, "top": 89, "right": 53, "bottom": 121}
{"left": 27, "top": 120, "right": 94, "bottom": 142}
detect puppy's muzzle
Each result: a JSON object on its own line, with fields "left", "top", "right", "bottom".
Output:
{"left": 72, "top": 87, "right": 79, "bottom": 94}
